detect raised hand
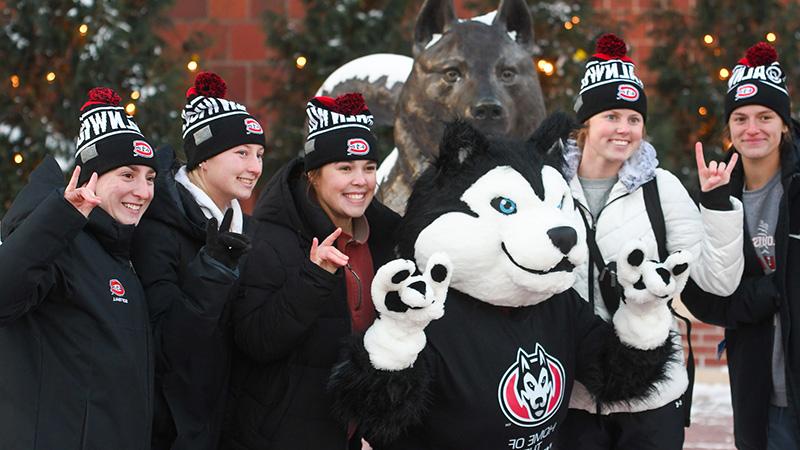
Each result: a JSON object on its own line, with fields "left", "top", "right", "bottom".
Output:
{"left": 64, "top": 166, "right": 101, "bottom": 217}
{"left": 205, "top": 209, "right": 251, "bottom": 270}
{"left": 695, "top": 142, "right": 738, "bottom": 192}
{"left": 309, "top": 228, "right": 348, "bottom": 274}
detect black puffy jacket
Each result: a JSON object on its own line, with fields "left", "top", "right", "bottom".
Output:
{"left": 222, "top": 158, "right": 400, "bottom": 450}
{"left": 682, "top": 124, "right": 800, "bottom": 449}
{"left": 0, "top": 157, "right": 153, "bottom": 450}
{"left": 131, "top": 148, "right": 245, "bottom": 450}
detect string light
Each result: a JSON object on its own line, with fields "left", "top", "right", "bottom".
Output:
{"left": 130, "top": 90, "right": 140, "bottom": 100}
{"left": 564, "top": 21, "right": 573, "bottom": 30}
{"left": 125, "top": 102, "right": 136, "bottom": 115}
{"left": 187, "top": 60, "right": 198, "bottom": 72}
{"left": 12, "top": 152, "right": 23, "bottom": 165}
{"left": 537, "top": 59, "right": 555, "bottom": 76}
{"left": 295, "top": 55, "right": 308, "bottom": 69}
{"left": 571, "top": 16, "right": 581, "bottom": 24}
{"left": 78, "top": 24, "right": 88, "bottom": 36}
{"left": 573, "top": 48, "right": 588, "bottom": 62}
{"left": 10, "top": 75, "right": 20, "bottom": 88}
{"left": 719, "top": 68, "right": 730, "bottom": 80}
{"left": 703, "top": 34, "right": 714, "bottom": 45}
{"left": 46, "top": 72, "right": 56, "bottom": 83}
{"left": 698, "top": 107, "right": 708, "bottom": 116}
{"left": 766, "top": 32, "right": 777, "bottom": 42}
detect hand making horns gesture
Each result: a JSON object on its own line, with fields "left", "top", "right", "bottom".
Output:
{"left": 695, "top": 142, "right": 739, "bottom": 193}
{"left": 64, "top": 166, "right": 101, "bottom": 218}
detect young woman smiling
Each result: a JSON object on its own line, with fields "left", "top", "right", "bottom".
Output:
{"left": 682, "top": 42, "right": 800, "bottom": 450}
{"left": 223, "top": 93, "right": 399, "bottom": 450}
{"left": 131, "top": 72, "right": 264, "bottom": 450}
{"left": 0, "top": 87, "right": 158, "bottom": 449}
{"left": 558, "top": 34, "right": 745, "bottom": 450}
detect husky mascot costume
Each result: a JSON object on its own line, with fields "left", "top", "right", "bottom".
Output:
{"left": 329, "top": 116, "right": 692, "bottom": 449}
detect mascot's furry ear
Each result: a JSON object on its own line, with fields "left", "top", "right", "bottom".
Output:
{"left": 414, "top": 0, "right": 457, "bottom": 56}
{"left": 527, "top": 111, "right": 579, "bottom": 177}
{"left": 434, "top": 119, "right": 490, "bottom": 175}
{"left": 493, "top": 0, "right": 535, "bottom": 54}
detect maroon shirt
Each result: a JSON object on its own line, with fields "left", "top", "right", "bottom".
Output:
{"left": 336, "top": 215, "right": 376, "bottom": 334}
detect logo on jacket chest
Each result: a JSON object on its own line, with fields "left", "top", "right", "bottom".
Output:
{"left": 498, "top": 344, "right": 565, "bottom": 427}
{"left": 109, "top": 278, "right": 128, "bottom": 304}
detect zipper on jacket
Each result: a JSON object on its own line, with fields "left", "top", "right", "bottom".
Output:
{"left": 345, "top": 263, "right": 363, "bottom": 310}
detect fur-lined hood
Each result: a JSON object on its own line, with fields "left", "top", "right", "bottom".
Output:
{"left": 562, "top": 139, "right": 660, "bottom": 193}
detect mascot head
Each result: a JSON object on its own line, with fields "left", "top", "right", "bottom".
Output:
{"left": 396, "top": 116, "right": 587, "bottom": 307}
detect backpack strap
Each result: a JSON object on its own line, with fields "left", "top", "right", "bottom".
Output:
{"left": 579, "top": 209, "right": 621, "bottom": 315}
{"left": 642, "top": 177, "right": 695, "bottom": 427}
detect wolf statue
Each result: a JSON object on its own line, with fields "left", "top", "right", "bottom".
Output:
{"left": 328, "top": 115, "right": 692, "bottom": 448}
{"left": 318, "top": 0, "right": 547, "bottom": 213}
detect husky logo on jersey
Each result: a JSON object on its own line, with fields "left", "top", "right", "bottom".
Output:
{"left": 132, "top": 140, "right": 154, "bottom": 158}
{"left": 244, "top": 118, "right": 263, "bottom": 135}
{"left": 735, "top": 83, "right": 758, "bottom": 101}
{"left": 347, "top": 138, "right": 370, "bottom": 156}
{"left": 616, "top": 84, "right": 640, "bottom": 102}
{"left": 498, "top": 344, "right": 565, "bottom": 427}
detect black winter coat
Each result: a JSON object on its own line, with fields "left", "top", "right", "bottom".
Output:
{"left": 0, "top": 157, "right": 153, "bottom": 450}
{"left": 222, "top": 158, "right": 400, "bottom": 450}
{"left": 682, "top": 124, "right": 800, "bottom": 449}
{"left": 131, "top": 148, "right": 244, "bottom": 450}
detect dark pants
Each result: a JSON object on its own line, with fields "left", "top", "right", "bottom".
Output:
{"left": 768, "top": 404, "right": 800, "bottom": 450}
{"left": 557, "top": 402, "right": 684, "bottom": 450}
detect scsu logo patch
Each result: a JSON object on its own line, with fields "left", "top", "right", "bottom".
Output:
{"left": 244, "top": 118, "right": 263, "bottom": 135}
{"left": 735, "top": 83, "right": 758, "bottom": 101}
{"left": 109, "top": 278, "right": 129, "bottom": 303}
{"left": 497, "top": 344, "right": 565, "bottom": 427}
{"left": 132, "top": 140, "right": 154, "bottom": 158}
{"left": 616, "top": 84, "right": 640, "bottom": 102}
{"left": 347, "top": 138, "right": 370, "bottom": 156}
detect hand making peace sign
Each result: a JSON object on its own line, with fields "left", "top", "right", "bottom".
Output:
{"left": 309, "top": 227, "right": 349, "bottom": 274}
{"left": 695, "top": 142, "right": 739, "bottom": 193}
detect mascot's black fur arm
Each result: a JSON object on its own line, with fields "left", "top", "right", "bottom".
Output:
{"left": 581, "top": 330, "right": 680, "bottom": 406}
{"left": 328, "top": 334, "right": 432, "bottom": 446}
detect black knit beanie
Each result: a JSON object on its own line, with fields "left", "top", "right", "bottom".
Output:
{"left": 574, "top": 34, "right": 647, "bottom": 124}
{"left": 75, "top": 87, "right": 158, "bottom": 185}
{"left": 304, "top": 93, "right": 379, "bottom": 172}
{"left": 724, "top": 42, "right": 791, "bottom": 126}
{"left": 181, "top": 72, "right": 266, "bottom": 169}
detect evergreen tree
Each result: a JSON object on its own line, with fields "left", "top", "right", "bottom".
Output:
{"left": 646, "top": 0, "right": 800, "bottom": 179}
{"left": 0, "top": 0, "right": 191, "bottom": 214}
{"left": 261, "top": 0, "right": 598, "bottom": 177}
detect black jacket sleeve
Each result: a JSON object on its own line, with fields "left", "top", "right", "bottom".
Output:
{"left": 232, "top": 234, "right": 341, "bottom": 363}
{"left": 131, "top": 220, "right": 238, "bottom": 372}
{"left": 680, "top": 276, "right": 779, "bottom": 328}
{"left": 0, "top": 193, "right": 86, "bottom": 324}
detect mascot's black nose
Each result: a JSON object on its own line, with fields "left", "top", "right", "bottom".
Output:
{"left": 547, "top": 226, "right": 577, "bottom": 255}
{"left": 470, "top": 99, "right": 504, "bottom": 121}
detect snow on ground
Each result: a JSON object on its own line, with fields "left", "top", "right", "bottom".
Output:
{"left": 685, "top": 376, "right": 735, "bottom": 450}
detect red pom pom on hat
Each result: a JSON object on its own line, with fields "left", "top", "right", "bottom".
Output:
{"left": 81, "top": 87, "right": 122, "bottom": 111}
{"left": 745, "top": 42, "right": 778, "bottom": 67}
{"left": 312, "top": 93, "right": 368, "bottom": 115}
{"left": 595, "top": 33, "right": 628, "bottom": 59}
{"left": 187, "top": 71, "right": 227, "bottom": 99}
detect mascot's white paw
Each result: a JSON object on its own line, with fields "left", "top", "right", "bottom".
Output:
{"left": 612, "top": 240, "right": 692, "bottom": 350}
{"left": 364, "top": 253, "right": 453, "bottom": 371}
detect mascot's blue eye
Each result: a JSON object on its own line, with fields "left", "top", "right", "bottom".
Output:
{"left": 491, "top": 197, "right": 517, "bottom": 215}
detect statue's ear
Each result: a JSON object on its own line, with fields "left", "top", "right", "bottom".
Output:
{"left": 492, "top": 0, "right": 534, "bottom": 54}
{"left": 434, "top": 119, "right": 489, "bottom": 174}
{"left": 414, "top": 0, "right": 457, "bottom": 57}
